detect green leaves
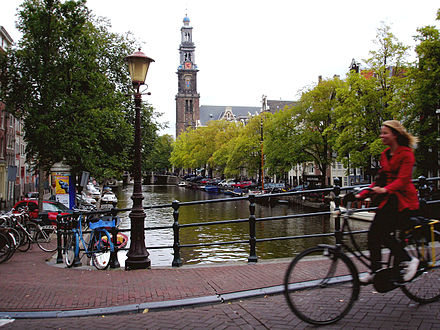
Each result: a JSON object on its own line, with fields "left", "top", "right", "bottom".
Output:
{"left": 0, "top": 0, "right": 160, "bottom": 181}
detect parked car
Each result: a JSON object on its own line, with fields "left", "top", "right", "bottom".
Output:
{"left": 12, "top": 199, "right": 73, "bottom": 224}
{"left": 231, "top": 181, "right": 253, "bottom": 189}
{"left": 218, "top": 179, "right": 236, "bottom": 188}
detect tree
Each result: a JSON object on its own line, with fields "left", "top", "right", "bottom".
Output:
{"left": 404, "top": 9, "right": 440, "bottom": 176}
{"left": 211, "top": 121, "right": 242, "bottom": 176}
{"left": 264, "top": 106, "right": 310, "bottom": 179}
{"left": 0, "top": 0, "right": 161, "bottom": 198}
{"left": 143, "top": 134, "right": 173, "bottom": 173}
{"left": 334, "top": 24, "right": 410, "bottom": 177}
{"left": 170, "top": 121, "right": 240, "bottom": 176}
{"left": 291, "top": 77, "right": 343, "bottom": 186}
{"left": 224, "top": 116, "right": 263, "bottom": 179}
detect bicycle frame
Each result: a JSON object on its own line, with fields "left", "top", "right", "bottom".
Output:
{"left": 70, "top": 215, "right": 115, "bottom": 261}
{"left": 331, "top": 194, "right": 373, "bottom": 272}
{"left": 403, "top": 218, "right": 440, "bottom": 268}
{"left": 333, "top": 190, "right": 440, "bottom": 279}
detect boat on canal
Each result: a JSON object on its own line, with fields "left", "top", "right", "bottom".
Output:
{"left": 204, "top": 185, "right": 220, "bottom": 193}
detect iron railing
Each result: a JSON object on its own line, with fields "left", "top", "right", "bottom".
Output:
{"left": 56, "top": 177, "right": 440, "bottom": 268}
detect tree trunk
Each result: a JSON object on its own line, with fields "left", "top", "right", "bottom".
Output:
{"left": 38, "top": 166, "right": 45, "bottom": 213}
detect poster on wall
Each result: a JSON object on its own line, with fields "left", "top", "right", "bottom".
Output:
{"left": 53, "top": 174, "right": 75, "bottom": 208}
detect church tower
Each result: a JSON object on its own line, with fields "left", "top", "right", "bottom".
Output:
{"left": 176, "top": 15, "right": 200, "bottom": 137}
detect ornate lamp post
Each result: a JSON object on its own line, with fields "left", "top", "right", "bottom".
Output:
{"left": 125, "top": 49, "right": 154, "bottom": 270}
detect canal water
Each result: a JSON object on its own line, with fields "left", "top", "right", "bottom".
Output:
{"left": 113, "top": 184, "right": 369, "bottom": 267}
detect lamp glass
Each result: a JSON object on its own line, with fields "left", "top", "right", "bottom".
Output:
{"left": 127, "top": 58, "right": 150, "bottom": 84}
{"left": 125, "top": 50, "right": 154, "bottom": 85}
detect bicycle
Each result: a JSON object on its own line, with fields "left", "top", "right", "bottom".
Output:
{"left": 2, "top": 211, "right": 58, "bottom": 253}
{"left": 284, "top": 186, "right": 440, "bottom": 325}
{"left": 0, "top": 229, "right": 16, "bottom": 263}
{"left": 64, "top": 214, "right": 116, "bottom": 270}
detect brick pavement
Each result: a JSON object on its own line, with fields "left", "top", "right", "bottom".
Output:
{"left": 1, "top": 246, "right": 440, "bottom": 329}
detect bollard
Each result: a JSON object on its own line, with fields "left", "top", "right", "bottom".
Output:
{"left": 248, "top": 194, "right": 258, "bottom": 263}
{"left": 109, "top": 209, "right": 120, "bottom": 269}
{"left": 56, "top": 211, "right": 63, "bottom": 264}
{"left": 171, "top": 200, "right": 182, "bottom": 267}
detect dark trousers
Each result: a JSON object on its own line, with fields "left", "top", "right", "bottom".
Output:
{"left": 368, "top": 198, "right": 418, "bottom": 272}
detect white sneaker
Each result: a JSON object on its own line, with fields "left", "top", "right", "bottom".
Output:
{"left": 359, "top": 272, "right": 374, "bottom": 284}
{"left": 401, "top": 257, "right": 419, "bottom": 282}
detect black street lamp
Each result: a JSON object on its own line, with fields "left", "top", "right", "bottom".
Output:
{"left": 125, "top": 49, "right": 154, "bottom": 270}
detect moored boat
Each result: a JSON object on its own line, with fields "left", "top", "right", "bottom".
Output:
{"left": 204, "top": 185, "right": 219, "bottom": 193}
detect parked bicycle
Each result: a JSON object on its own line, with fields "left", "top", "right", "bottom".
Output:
{"left": 0, "top": 211, "right": 57, "bottom": 253}
{"left": 284, "top": 186, "right": 440, "bottom": 325}
{"left": 0, "top": 228, "right": 16, "bottom": 263}
{"left": 64, "top": 213, "right": 116, "bottom": 270}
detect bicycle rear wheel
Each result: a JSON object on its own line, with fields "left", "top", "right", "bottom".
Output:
{"left": 284, "top": 246, "right": 359, "bottom": 325}
{"left": 400, "top": 231, "right": 440, "bottom": 303}
{"left": 90, "top": 231, "right": 111, "bottom": 270}
{"left": 16, "top": 227, "right": 31, "bottom": 252}
{"left": 35, "top": 227, "right": 57, "bottom": 252}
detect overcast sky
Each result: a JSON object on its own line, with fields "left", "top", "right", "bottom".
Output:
{"left": 1, "top": 1, "right": 439, "bottom": 137}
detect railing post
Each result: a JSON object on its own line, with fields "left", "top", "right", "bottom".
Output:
{"left": 172, "top": 200, "right": 182, "bottom": 267}
{"left": 56, "top": 211, "right": 63, "bottom": 264}
{"left": 418, "top": 175, "right": 429, "bottom": 215}
{"left": 333, "top": 178, "right": 342, "bottom": 243}
{"left": 248, "top": 193, "right": 258, "bottom": 263}
{"left": 109, "top": 209, "right": 120, "bottom": 268}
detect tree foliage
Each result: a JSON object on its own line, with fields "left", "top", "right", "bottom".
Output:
{"left": 0, "top": 0, "right": 161, "bottom": 183}
{"left": 263, "top": 108, "right": 306, "bottom": 177}
{"left": 224, "top": 116, "right": 262, "bottom": 178}
{"left": 143, "top": 134, "right": 173, "bottom": 173}
{"left": 334, "top": 24, "right": 411, "bottom": 173}
{"left": 403, "top": 10, "right": 440, "bottom": 176}
{"left": 170, "top": 121, "right": 242, "bottom": 175}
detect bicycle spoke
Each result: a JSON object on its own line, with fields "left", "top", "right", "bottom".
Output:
{"left": 284, "top": 246, "right": 359, "bottom": 325}
{"left": 401, "top": 235, "right": 440, "bottom": 303}
{"left": 36, "top": 227, "right": 57, "bottom": 252}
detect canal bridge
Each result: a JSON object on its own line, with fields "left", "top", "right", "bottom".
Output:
{"left": 143, "top": 173, "right": 179, "bottom": 185}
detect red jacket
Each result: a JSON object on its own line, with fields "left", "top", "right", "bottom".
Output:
{"left": 360, "top": 146, "right": 419, "bottom": 211}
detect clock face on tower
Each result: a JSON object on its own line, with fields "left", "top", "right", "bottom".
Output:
{"left": 184, "top": 62, "right": 192, "bottom": 69}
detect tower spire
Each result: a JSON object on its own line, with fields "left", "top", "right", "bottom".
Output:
{"left": 175, "top": 14, "right": 200, "bottom": 137}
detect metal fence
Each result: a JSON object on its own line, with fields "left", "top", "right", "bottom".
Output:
{"left": 56, "top": 177, "right": 440, "bottom": 268}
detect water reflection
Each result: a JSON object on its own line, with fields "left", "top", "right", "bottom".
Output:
{"left": 113, "top": 184, "right": 369, "bottom": 267}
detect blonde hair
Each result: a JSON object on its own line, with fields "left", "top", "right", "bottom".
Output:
{"left": 383, "top": 120, "right": 418, "bottom": 148}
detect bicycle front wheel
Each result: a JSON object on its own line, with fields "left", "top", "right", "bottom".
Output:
{"left": 35, "top": 227, "right": 57, "bottom": 252}
{"left": 400, "top": 233, "right": 440, "bottom": 303}
{"left": 284, "top": 246, "right": 360, "bottom": 325}
{"left": 91, "top": 231, "right": 111, "bottom": 270}
{"left": 64, "top": 233, "right": 76, "bottom": 268}
{"left": 0, "top": 231, "right": 14, "bottom": 263}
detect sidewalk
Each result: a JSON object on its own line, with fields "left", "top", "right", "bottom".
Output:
{"left": 1, "top": 247, "right": 440, "bottom": 329}
{"left": 0, "top": 247, "right": 289, "bottom": 317}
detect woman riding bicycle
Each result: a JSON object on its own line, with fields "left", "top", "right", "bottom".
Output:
{"left": 356, "top": 120, "right": 420, "bottom": 284}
